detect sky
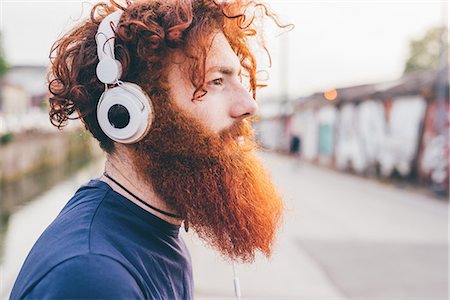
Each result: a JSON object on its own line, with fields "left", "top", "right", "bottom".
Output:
{"left": 0, "top": 0, "right": 446, "bottom": 99}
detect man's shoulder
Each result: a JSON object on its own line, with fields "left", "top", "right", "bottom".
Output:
{"left": 10, "top": 180, "right": 121, "bottom": 299}
{"left": 36, "top": 179, "right": 112, "bottom": 254}
{"left": 12, "top": 253, "right": 144, "bottom": 299}
{"left": 60, "top": 178, "right": 111, "bottom": 216}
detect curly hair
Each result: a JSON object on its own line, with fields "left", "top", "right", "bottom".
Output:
{"left": 48, "top": 0, "right": 287, "bottom": 153}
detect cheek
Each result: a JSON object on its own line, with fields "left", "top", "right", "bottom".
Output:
{"left": 191, "top": 98, "right": 231, "bottom": 132}
{"left": 169, "top": 90, "right": 217, "bottom": 130}
{"left": 168, "top": 80, "right": 232, "bottom": 132}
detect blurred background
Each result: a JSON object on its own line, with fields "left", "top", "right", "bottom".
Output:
{"left": 0, "top": 0, "right": 448, "bottom": 299}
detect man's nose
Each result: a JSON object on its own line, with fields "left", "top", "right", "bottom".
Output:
{"left": 230, "top": 87, "right": 258, "bottom": 119}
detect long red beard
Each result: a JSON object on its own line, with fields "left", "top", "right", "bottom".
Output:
{"left": 131, "top": 89, "right": 284, "bottom": 262}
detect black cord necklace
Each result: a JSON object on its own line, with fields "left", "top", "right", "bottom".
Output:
{"left": 103, "top": 172, "right": 182, "bottom": 219}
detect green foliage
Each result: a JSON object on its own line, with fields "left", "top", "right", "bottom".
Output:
{"left": 0, "top": 132, "right": 13, "bottom": 145}
{"left": 0, "top": 32, "right": 8, "bottom": 78}
{"left": 404, "top": 26, "right": 448, "bottom": 74}
{"left": 0, "top": 56, "right": 8, "bottom": 78}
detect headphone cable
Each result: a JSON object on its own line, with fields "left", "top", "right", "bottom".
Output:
{"left": 103, "top": 172, "right": 182, "bottom": 219}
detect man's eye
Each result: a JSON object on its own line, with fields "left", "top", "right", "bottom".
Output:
{"left": 210, "top": 78, "right": 223, "bottom": 86}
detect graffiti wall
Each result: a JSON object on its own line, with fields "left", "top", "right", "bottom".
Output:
{"left": 378, "top": 96, "right": 427, "bottom": 177}
{"left": 335, "top": 103, "right": 366, "bottom": 173}
{"left": 296, "top": 110, "right": 318, "bottom": 161}
{"left": 256, "top": 68, "right": 448, "bottom": 195}
{"left": 357, "top": 100, "right": 385, "bottom": 174}
{"left": 287, "top": 94, "right": 448, "bottom": 194}
{"left": 293, "top": 97, "right": 428, "bottom": 174}
{"left": 418, "top": 101, "right": 449, "bottom": 194}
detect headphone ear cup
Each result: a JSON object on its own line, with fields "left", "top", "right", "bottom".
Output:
{"left": 97, "top": 82, "right": 153, "bottom": 144}
{"left": 96, "top": 57, "right": 123, "bottom": 84}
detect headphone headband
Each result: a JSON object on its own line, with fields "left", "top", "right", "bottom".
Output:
{"left": 96, "top": 10, "right": 124, "bottom": 84}
{"left": 96, "top": 10, "right": 123, "bottom": 61}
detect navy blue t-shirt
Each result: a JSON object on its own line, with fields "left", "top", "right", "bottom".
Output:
{"left": 10, "top": 179, "right": 193, "bottom": 299}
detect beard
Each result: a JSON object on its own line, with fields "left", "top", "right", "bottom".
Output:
{"left": 130, "top": 88, "right": 284, "bottom": 263}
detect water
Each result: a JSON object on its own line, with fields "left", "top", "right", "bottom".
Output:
{"left": 0, "top": 157, "right": 105, "bottom": 298}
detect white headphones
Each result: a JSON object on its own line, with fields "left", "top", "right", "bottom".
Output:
{"left": 95, "top": 10, "right": 154, "bottom": 144}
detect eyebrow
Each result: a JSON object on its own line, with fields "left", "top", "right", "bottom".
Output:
{"left": 206, "top": 66, "right": 241, "bottom": 76}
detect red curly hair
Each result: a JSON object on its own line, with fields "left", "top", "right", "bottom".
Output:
{"left": 48, "top": 0, "right": 286, "bottom": 152}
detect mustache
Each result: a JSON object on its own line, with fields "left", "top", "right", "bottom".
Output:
{"left": 219, "top": 120, "right": 255, "bottom": 145}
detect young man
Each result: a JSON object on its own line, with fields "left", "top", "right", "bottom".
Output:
{"left": 11, "top": 0, "right": 284, "bottom": 298}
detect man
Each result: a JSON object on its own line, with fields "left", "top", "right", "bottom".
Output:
{"left": 11, "top": 0, "right": 284, "bottom": 298}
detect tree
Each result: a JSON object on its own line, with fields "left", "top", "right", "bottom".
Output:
{"left": 0, "top": 32, "right": 8, "bottom": 78}
{"left": 403, "top": 26, "right": 448, "bottom": 74}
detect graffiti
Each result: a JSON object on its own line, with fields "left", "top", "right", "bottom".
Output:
{"left": 263, "top": 68, "right": 449, "bottom": 195}
{"left": 357, "top": 100, "right": 385, "bottom": 173}
{"left": 332, "top": 97, "right": 426, "bottom": 176}
{"left": 335, "top": 104, "right": 366, "bottom": 173}
{"left": 299, "top": 110, "right": 319, "bottom": 161}
{"left": 419, "top": 101, "right": 449, "bottom": 193}
{"left": 378, "top": 96, "right": 426, "bottom": 177}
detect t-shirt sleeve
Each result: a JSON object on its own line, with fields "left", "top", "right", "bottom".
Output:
{"left": 26, "top": 254, "right": 145, "bottom": 299}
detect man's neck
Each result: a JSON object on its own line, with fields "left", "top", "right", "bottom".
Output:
{"left": 101, "top": 147, "right": 183, "bottom": 226}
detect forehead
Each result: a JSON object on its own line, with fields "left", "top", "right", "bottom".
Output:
{"left": 166, "top": 31, "right": 241, "bottom": 87}
{"left": 205, "top": 32, "right": 241, "bottom": 71}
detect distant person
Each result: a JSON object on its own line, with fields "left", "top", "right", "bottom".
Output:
{"left": 11, "top": 0, "right": 285, "bottom": 299}
{"left": 290, "top": 134, "right": 301, "bottom": 157}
